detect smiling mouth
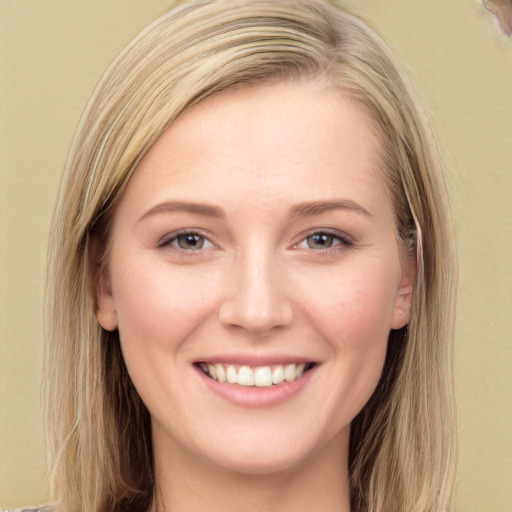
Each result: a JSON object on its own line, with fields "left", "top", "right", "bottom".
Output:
{"left": 197, "top": 362, "right": 316, "bottom": 387}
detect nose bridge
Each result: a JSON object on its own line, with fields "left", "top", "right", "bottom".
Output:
{"left": 218, "top": 244, "right": 293, "bottom": 334}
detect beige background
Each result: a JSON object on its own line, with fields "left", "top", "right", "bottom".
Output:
{"left": 1, "top": 0, "right": 511, "bottom": 510}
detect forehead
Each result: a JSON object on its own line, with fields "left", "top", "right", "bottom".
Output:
{"left": 117, "top": 80, "right": 390, "bottom": 221}
{"left": 175, "top": 80, "right": 383, "bottom": 158}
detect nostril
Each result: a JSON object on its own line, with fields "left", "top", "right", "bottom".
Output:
{"left": 217, "top": 256, "right": 294, "bottom": 331}
{"left": 218, "top": 296, "right": 293, "bottom": 334}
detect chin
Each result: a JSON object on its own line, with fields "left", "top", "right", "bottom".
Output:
{"left": 208, "top": 446, "right": 306, "bottom": 475}
{"left": 188, "top": 420, "right": 349, "bottom": 477}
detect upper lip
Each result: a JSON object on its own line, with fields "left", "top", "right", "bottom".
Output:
{"left": 194, "top": 354, "right": 318, "bottom": 366}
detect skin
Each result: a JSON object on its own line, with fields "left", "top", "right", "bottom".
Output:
{"left": 96, "top": 81, "right": 414, "bottom": 512}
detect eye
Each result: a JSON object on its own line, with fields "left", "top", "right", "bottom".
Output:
{"left": 295, "top": 231, "right": 353, "bottom": 251}
{"left": 305, "top": 233, "right": 338, "bottom": 249}
{"left": 159, "top": 231, "right": 214, "bottom": 251}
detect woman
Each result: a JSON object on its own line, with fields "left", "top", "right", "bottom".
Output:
{"left": 39, "top": 0, "right": 457, "bottom": 510}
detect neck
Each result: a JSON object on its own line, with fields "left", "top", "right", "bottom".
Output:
{"left": 152, "top": 429, "right": 351, "bottom": 512}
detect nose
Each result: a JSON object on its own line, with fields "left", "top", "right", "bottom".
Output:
{"left": 218, "top": 252, "right": 294, "bottom": 335}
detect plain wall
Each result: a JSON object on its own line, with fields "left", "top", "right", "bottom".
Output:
{"left": 1, "top": 0, "right": 511, "bottom": 510}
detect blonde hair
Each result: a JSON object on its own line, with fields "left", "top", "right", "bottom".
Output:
{"left": 44, "top": 1, "right": 457, "bottom": 511}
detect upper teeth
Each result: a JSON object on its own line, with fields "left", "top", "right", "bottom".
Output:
{"left": 200, "top": 363, "right": 307, "bottom": 387}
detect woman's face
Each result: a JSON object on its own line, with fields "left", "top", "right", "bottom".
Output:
{"left": 96, "top": 81, "right": 413, "bottom": 475}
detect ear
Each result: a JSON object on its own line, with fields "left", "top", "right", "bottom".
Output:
{"left": 89, "top": 236, "right": 118, "bottom": 332}
{"left": 95, "top": 265, "right": 118, "bottom": 331}
{"left": 390, "top": 256, "right": 416, "bottom": 330}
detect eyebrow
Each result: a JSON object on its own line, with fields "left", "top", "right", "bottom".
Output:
{"left": 138, "top": 198, "right": 372, "bottom": 223}
{"left": 138, "top": 201, "right": 225, "bottom": 222}
{"left": 289, "top": 199, "right": 373, "bottom": 218}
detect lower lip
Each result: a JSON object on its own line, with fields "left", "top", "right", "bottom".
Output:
{"left": 195, "top": 365, "right": 317, "bottom": 409}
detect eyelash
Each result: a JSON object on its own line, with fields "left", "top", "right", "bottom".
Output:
{"left": 158, "top": 229, "right": 354, "bottom": 254}
{"left": 293, "top": 229, "right": 354, "bottom": 252}
{"left": 157, "top": 230, "right": 215, "bottom": 252}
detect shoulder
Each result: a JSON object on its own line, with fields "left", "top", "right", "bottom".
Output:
{"left": 1, "top": 507, "right": 53, "bottom": 512}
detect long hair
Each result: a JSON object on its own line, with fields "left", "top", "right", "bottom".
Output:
{"left": 44, "top": 1, "right": 457, "bottom": 511}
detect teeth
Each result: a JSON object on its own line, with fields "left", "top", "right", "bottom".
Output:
{"left": 284, "top": 363, "right": 297, "bottom": 382}
{"left": 201, "top": 362, "right": 310, "bottom": 387}
{"left": 254, "top": 366, "right": 272, "bottom": 387}
{"left": 238, "top": 366, "right": 255, "bottom": 386}
{"left": 272, "top": 365, "right": 284, "bottom": 384}
{"left": 226, "top": 365, "right": 238, "bottom": 384}
{"left": 215, "top": 363, "right": 226, "bottom": 383}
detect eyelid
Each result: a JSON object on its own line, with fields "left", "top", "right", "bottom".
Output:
{"left": 156, "top": 227, "right": 354, "bottom": 252}
{"left": 293, "top": 228, "right": 355, "bottom": 250}
{"left": 157, "top": 228, "right": 216, "bottom": 250}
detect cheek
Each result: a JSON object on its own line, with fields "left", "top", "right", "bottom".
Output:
{"left": 298, "top": 260, "right": 397, "bottom": 416}
{"left": 112, "top": 261, "right": 219, "bottom": 356}
{"left": 111, "top": 261, "right": 222, "bottom": 418}
{"left": 304, "top": 259, "right": 399, "bottom": 348}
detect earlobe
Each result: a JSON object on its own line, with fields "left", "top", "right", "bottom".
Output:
{"left": 95, "top": 265, "right": 118, "bottom": 332}
{"left": 390, "top": 259, "right": 416, "bottom": 330}
{"left": 391, "top": 284, "right": 413, "bottom": 329}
